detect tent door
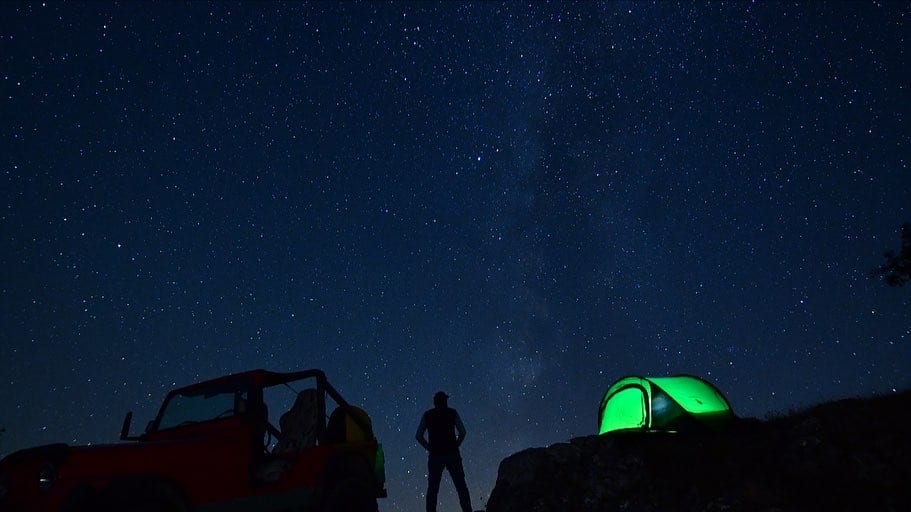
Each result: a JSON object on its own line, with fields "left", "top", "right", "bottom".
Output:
{"left": 599, "top": 385, "right": 648, "bottom": 434}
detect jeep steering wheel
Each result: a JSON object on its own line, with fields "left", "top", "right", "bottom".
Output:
{"left": 262, "top": 421, "right": 281, "bottom": 453}
{"left": 266, "top": 421, "right": 281, "bottom": 439}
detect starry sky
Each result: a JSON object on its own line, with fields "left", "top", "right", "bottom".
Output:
{"left": 1, "top": 2, "right": 909, "bottom": 511}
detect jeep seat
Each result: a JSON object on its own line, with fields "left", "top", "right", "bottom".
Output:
{"left": 273, "top": 389, "right": 319, "bottom": 454}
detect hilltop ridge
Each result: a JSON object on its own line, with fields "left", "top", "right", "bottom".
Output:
{"left": 486, "top": 390, "right": 911, "bottom": 512}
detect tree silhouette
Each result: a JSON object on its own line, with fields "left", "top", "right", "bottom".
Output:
{"left": 875, "top": 223, "right": 911, "bottom": 287}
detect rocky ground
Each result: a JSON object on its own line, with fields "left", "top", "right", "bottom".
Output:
{"left": 486, "top": 390, "right": 911, "bottom": 512}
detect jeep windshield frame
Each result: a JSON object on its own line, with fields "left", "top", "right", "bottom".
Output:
{"left": 155, "top": 387, "right": 248, "bottom": 431}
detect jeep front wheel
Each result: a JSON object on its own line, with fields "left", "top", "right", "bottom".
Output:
{"left": 95, "top": 483, "right": 187, "bottom": 512}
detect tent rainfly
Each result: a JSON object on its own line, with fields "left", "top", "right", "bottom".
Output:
{"left": 598, "top": 375, "right": 734, "bottom": 434}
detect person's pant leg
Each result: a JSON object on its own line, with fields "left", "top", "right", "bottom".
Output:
{"left": 426, "top": 455, "right": 445, "bottom": 512}
{"left": 444, "top": 453, "right": 473, "bottom": 512}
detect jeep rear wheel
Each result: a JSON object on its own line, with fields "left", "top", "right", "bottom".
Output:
{"left": 320, "top": 476, "right": 378, "bottom": 512}
{"left": 116, "top": 501, "right": 179, "bottom": 512}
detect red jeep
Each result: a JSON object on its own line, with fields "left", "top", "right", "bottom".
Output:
{"left": 0, "top": 369, "right": 386, "bottom": 512}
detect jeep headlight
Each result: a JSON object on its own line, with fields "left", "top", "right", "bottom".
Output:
{"left": 38, "top": 463, "right": 57, "bottom": 492}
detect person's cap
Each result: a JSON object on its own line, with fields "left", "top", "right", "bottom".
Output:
{"left": 434, "top": 391, "right": 449, "bottom": 402}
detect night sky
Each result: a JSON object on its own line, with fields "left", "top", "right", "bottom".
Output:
{"left": 1, "top": 2, "right": 909, "bottom": 511}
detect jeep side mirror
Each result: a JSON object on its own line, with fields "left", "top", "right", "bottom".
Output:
{"left": 120, "top": 412, "right": 133, "bottom": 440}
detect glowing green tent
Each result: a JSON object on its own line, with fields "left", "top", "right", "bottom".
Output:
{"left": 598, "top": 375, "right": 734, "bottom": 434}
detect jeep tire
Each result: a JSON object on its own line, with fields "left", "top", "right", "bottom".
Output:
{"left": 95, "top": 482, "right": 187, "bottom": 512}
{"left": 319, "top": 476, "right": 378, "bottom": 512}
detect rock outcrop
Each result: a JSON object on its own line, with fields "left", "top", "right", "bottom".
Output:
{"left": 487, "top": 390, "right": 911, "bottom": 512}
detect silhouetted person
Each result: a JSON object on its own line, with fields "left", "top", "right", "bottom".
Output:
{"left": 416, "top": 391, "right": 473, "bottom": 512}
